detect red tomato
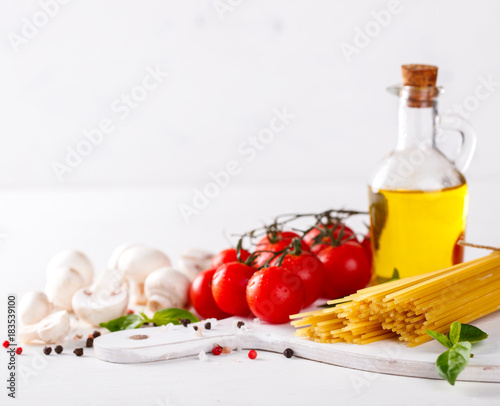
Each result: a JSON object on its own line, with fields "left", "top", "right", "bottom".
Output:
{"left": 189, "top": 269, "right": 231, "bottom": 320}
{"left": 272, "top": 251, "right": 325, "bottom": 307}
{"left": 303, "top": 222, "right": 356, "bottom": 255}
{"left": 212, "top": 262, "right": 255, "bottom": 317}
{"left": 254, "top": 237, "right": 310, "bottom": 268}
{"left": 211, "top": 248, "right": 251, "bottom": 269}
{"left": 317, "top": 240, "right": 372, "bottom": 299}
{"left": 256, "top": 231, "right": 302, "bottom": 247}
{"left": 246, "top": 266, "right": 304, "bottom": 324}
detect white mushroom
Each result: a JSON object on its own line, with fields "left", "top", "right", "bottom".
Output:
{"left": 45, "top": 266, "right": 86, "bottom": 311}
{"left": 46, "top": 250, "right": 94, "bottom": 286}
{"left": 19, "top": 310, "right": 70, "bottom": 344}
{"left": 144, "top": 267, "right": 191, "bottom": 312}
{"left": 19, "top": 291, "right": 53, "bottom": 325}
{"left": 177, "top": 248, "right": 214, "bottom": 281}
{"left": 115, "top": 246, "right": 171, "bottom": 305}
{"left": 107, "top": 243, "right": 141, "bottom": 270}
{"left": 72, "top": 268, "right": 129, "bottom": 326}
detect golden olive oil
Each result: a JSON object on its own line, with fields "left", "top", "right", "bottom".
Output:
{"left": 369, "top": 183, "right": 468, "bottom": 279}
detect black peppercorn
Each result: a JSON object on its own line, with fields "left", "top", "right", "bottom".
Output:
{"left": 73, "top": 348, "right": 84, "bottom": 356}
{"left": 43, "top": 346, "right": 52, "bottom": 355}
{"left": 204, "top": 322, "right": 211, "bottom": 330}
{"left": 179, "top": 318, "right": 191, "bottom": 327}
{"left": 193, "top": 326, "right": 198, "bottom": 331}
{"left": 54, "top": 345, "right": 63, "bottom": 354}
{"left": 86, "top": 337, "right": 94, "bottom": 348}
{"left": 92, "top": 331, "right": 101, "bottom": 338}
{"left": 237, "top": 321, "right": 245, "bottom": 328}
{"left": 283, "top": 348, "right": 294, "bottom": 358}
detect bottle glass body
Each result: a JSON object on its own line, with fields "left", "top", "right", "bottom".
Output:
{"left": 369, "top": 86, "right": 470, "bottom": 280}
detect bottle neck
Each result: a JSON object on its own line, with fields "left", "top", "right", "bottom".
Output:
{"left": 396, "top": 100, "right": 437, "bottom": 150}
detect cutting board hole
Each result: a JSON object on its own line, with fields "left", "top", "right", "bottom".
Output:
{"left": 129, "top": 334, "right": 149, "bottom": 340}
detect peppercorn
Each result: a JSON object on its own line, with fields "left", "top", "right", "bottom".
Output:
{"left": 15, "top": 347, "right": 23, "bottom": 355}
{"left": 283, "top": 348, "right": 294, "bottom": 358}
{"left": 43, "top": 346, "right": 52, "bottom": 355}
{"left": 2, "top": 340, "right": 9, "bottom": 348}
{"left": 212, "top": 345, "right": 222, "bottom": 356}
{"left": 179, "top": 318, "right": 191, "bottom": 327}
{"left": 193, "top": 326, "right": 198, "bottom": 331}
{"left": 54, "top": 345, "right": 63, "bottom": 354}
{"left": 73, "top": 348, "right": 84, "bottom": 356}
{"left": 86, "top": 337, "right": 94, "bottom": 348}
{"left": 204, "top": 322, "right": 211, "bottom": 330}
{"left": 248, "top": 349, "right": 257, "bottom": 359}
{"left": 237, "top": 321, "right": 245, "bottom": 328}
{"left": 92, "top": 331, "right": 101, "bottom": 338}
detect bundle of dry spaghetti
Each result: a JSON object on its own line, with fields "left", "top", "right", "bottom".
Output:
{"left": 291, "top": 253, "right": 500, "bottom": 347}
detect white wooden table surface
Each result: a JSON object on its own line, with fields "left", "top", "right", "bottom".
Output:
{"left": 1, "top": 178, "right": 500, "bottom": 405}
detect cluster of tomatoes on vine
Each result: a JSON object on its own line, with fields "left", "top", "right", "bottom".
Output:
{"left": 189, "top": 210, "right": 372, "bottom": 324}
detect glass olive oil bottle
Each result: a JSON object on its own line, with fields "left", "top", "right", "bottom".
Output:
{"left": 369, "top": 65, "right": 476, "bottom": 279}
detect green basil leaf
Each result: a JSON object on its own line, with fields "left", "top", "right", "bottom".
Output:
{"left": 151, "top": 308, "right": 199, "bottom": 326}
{"left": 140, "top": 311, "right": 153, "bottom": 324}
{"left": 375, "top": 268, "right": 400, "bottom": 285}
{"left": 458, "top": 324, "right": 488, "bottom": 343}
{"left": 426, "top": 329, "right": 452, "bottom": 348}
{"left": 99, "top": 314, "right": 144, "bottom": 332}
{"left": 448, "top": 321, "right": 461, "bottom": 345}
{"left": 436, "top": 342, "right": 472, "bottom": 385}
{"left": 389, "top": 268, "right": 400, "bottom": 281}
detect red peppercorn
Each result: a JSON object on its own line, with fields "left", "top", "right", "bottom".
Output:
{"left": 2, "top": 340, "right": 9, "bottom": 348}
{"left": 212, "top": 345, "right": 222, "bottom": 356}
{"left": 248, "top": 349, "right": 257, "bottom": 359}
{"left": 15, "top": 347, "right": 23, "bottom": 355}
{"left": 127, "top": 309, "right": 134, "bottom": 314}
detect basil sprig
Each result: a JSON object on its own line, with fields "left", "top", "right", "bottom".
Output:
{"left": 100, "top": 308, "right": 199, "bottom": 332}
{"left": 426, "top": 321, "right": 488, "bottom": 385}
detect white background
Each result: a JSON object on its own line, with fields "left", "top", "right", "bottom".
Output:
{"left": 0, "top": 0, "right": 499, "bottom": 188}
{"left": 1, "top": 1, "right": 500, "bottom": 405}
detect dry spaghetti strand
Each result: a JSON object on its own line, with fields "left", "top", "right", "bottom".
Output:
{"left": 291, "top": 253, "right": 500, "bottom": 346}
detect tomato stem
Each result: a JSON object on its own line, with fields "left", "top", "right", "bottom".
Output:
{"left": 232, "top": 208, "right": 368, "bottom": 266}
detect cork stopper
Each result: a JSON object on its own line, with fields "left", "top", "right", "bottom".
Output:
{"left": 400, "top": 64, "right": 438, "bottom": 107}
{"left": 401, "top": 64, "right": 438, "bottom": 88}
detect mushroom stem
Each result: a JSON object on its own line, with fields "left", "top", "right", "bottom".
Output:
{"left": 19, "top": 311, "right": 70, "bottom": 344}
{"left": 129, "top": 282, "right": 145, "bottom": 305}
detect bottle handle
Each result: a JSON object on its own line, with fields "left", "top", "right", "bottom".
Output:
{"left": 436, "top": 113, "right": 477, "bottom": 173}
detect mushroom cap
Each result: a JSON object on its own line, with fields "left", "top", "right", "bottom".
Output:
{"left": 144, "top": 267, "right": 190, "bottom": 312}
{"left": 107, "top": 243, "right": 142, "bottom": 270}
{"left": 117, "top": 246, "right": 171, "bottom": 282}
{"left": 19, "top": 291, "right": 53, "bottom": 325}
{"left": 72, "top": 283, "right": 129, "bottom": 326}
{"left": 177, "top": 248, "right": 214, "bottom": 281}
{"left": 45, "top": 266, "right": 86, "bottom": 311}
{"left": 47, "top": 250, "right": 94, "bottom": 286}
